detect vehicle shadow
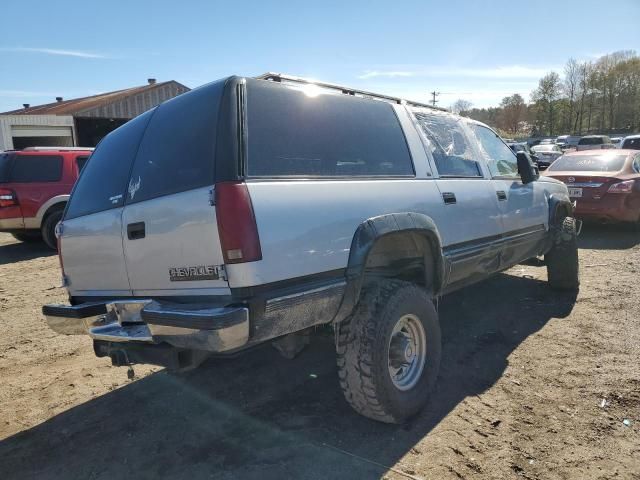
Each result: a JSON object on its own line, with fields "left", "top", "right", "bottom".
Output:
{"left": 0, "top": 273, "right": 577, "bottom": 480}
{"left": 0, "top": 239, "right": 53, "bottom": 266}
{"left": 577, "top": 222, "right": 640, "bottom": 250}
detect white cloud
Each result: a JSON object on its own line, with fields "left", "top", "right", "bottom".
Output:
{"left": 0, "top": 47, "right": 108, "bottom": 59}
{"left": 358, "top": 70, "right": 415, "bottom": 79}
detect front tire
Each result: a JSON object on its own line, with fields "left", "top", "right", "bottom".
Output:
{"left": 545, "top": 216, "right": 579, "bottom": 290}
{"left": 336, "top": 280, "right": 441, "bottom": 423}
{"left": 41, "top": 210, "right": 63, "bottom": 250}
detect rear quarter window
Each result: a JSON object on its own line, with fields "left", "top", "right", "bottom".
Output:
{"left": 65, "top": 109, "right": 154, "bottom": 220}
{"left": 245, "top": 79, "right": 414, "bottom": 177}
{"left": 125, "top": 79, "right": 225, "bottom": 204}
{"left": 10, "top": 155, "right": 63, "bottom": 182}
{"left": 0, "top": 153, "right": 13, "bottom": 182}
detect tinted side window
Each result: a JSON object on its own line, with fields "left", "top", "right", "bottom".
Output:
{"left": 65, "top": 109, "right": 153, "bottom": 220}
{"left": 468, "top": 124, "right": 519, "bottom": 178}
{"left": 11, "top": 155, "right": 62, "bottom": 182}
{"left": 246, "top": 80, "right": 413, "bottom": 177}
{"left": 0, "top": 153, "right": 13, "bottom": 182}
{"left": 76, "top": 155, "right": 89, "bottom": 173}
{"left": 126, "top": 79, "right": 225, "bottom": 204}
{"left": 623, "top": 138, "right": 640, "bottom": 150}
{"left": 414, "top": 113, "right": 481, "bottom": 177}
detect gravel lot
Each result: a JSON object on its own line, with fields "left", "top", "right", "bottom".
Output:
{"left": 0, "top": 227, "right": 638, "bottom": 480}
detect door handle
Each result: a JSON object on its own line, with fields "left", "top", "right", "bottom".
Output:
{"left": 496, "top": 190, "right": 507, "bottom": 201}
{"left": 127, "top": 222, "right": 146, "bottom": 240}
{"left": 442, "top": 192, "right": 457, "bottom": 205}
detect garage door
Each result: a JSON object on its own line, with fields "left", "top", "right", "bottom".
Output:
{"left": 11, "top": 125, "right": 73, "bottom": 149}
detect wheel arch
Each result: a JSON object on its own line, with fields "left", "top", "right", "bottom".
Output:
{"left": 333, "top": 213, "right": 445, "bottom": 323}
{"left": 549, "top": 193, "right": 573, "bottom": 226}
{"left": 37, "top": 195, "right": 69, "bottom": 223}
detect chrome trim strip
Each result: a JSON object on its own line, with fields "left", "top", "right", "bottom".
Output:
{"left": 566, "top": 182, "right": 603, "bottom": 188}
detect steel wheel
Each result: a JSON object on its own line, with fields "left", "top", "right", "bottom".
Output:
{"left": 387, "top": 314, "right": 427, "bottom": 391}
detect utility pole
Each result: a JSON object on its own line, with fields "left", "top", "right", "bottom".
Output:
{"left": 430, "top": 90, "right": 440, "bottom": 107}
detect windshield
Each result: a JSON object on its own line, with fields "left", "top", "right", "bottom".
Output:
{"left": 533, "top": 145, "right": 556, "bottom": 152}
{"left": 578, "top": 137, "right": 604, "bottom": 145}
{"left": 548, "top": 153, "right": 628, "bottom": 172}
{"left": 0, "top": 153, "right": 13, "bottom": 183}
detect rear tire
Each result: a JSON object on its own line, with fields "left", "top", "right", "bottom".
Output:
{"left": 11, "top": 231, "right": 42, "bottom": 243}
{"left": 41, "top": 210, "right": 63, "bottom": 250}
{"left": 336, "top": 279, "right": 441, "bottom": 424}
{"left": 545, "top": 216, "right": 579, "bottom": 290}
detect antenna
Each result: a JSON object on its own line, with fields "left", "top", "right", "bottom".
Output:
{"left": 430, "top": 90, "right": 440, "bottom": 107}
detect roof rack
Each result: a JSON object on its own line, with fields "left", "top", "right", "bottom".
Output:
{"left": 22, "top": 146, "right": 94, "bottom": 151}
{"left": 256, "top": 72, "right": 448, "bottom": 112}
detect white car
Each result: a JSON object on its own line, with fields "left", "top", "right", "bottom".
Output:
{"left": 620, "top": 134, "right": 640, "bottom": 150}
{"left": 42, "top": 73, "right": 579, "bottom": 424}
{"left": 576, "top": 135, "right": 615, "bottom": 151}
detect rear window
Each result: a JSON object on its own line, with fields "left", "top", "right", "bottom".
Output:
{"left": 125, "top": 79, "right": 225, "bottom": 204}
{"left": 65, "top": 109, "right": 154, "bottom": 220}
{"left": 622, "top": 138, "right": 640, "bottom": 150}
{"left": 578, "top": 137, "right": 604, "bottom": 145}
{"left": 548, "top": 153, "right": 628, "bottom": 172}
{"left": 0, "top": 153, "right": 13, "bottom": 182}
{"left": 245, "top": 80, "right": 413, "bottom": 177}
{"left": 10, "top": 155, "right": 63, "bottom": 182}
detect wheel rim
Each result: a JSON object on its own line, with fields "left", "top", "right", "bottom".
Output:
{"left": 387, "top": 314, "right": 427, "bottom": 391}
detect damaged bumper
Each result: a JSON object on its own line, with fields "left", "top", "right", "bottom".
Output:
{"left": 42, "top": 299, "right": 249, "bottom": 354}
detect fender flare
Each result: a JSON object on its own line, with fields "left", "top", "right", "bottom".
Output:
{"left": 36, "top": 195, "right": 69, "bottom": 221}
{"left": 548, "top": 193, "right": 573, "bottom": 227}
{"left": 333, "top": 212, "right": 445, "bottom": 323}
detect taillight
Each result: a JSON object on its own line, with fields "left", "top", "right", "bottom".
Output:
{"left": 215, "top": 182, "right": 262, "bottom": 264}
{"left": 0, "top": 188, "right": 18, "bottom": 208}
{"left": 608, "top": 180, "right": 635, "bottom": 194}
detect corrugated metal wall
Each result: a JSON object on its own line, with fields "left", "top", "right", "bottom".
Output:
{"left": 74, "top": 82, "right": 189, "bottom": 119}
{"left": 0, "top": 115, "right": 75, "bottom": 150}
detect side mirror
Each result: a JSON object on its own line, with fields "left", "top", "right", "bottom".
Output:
{"left": 517, "top": 151, "right": 539, "bottom": 184}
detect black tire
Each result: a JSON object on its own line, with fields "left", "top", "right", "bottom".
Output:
{"left": 545, "top": 216, "right": 579, "bottom": 290}
{"left": 11, "top": 231, "right": 42, "bottom": 243}
{"left": 41, "top": 210, "right": 63, "bottom": 250}
{"left": 336, "top": 279, "right": 441, "bottom": 424}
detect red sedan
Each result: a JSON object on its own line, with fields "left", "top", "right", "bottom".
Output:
{"left": 543, "top": 149, "right": 640, "bottom": 227}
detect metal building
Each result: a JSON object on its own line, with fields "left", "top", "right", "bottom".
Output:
{"left": 0, "top": 79, "right": 189, "bottom": 151}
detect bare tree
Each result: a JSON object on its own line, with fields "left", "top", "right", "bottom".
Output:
{"left": 564, "top": 58, "right": 580, "bottom": 133}
{"left": 450, "top": 99, "right": 473, "bottom": 115}
{"left": 531, "top": 72, "right": 563, "bottom": 135}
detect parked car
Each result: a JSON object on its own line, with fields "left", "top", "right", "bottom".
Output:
{"left": 610, "top": 136, "right": 624, "bottom": 147}
{"left": 508, "top": 142, "right": 540, "bottom": 165}
{"left": 543, "top": 150, "right": 640, "bottom": 228}
{"left": 42, "top": 74, "right": 579, "bottom": 424}
{"left": 620, "top": 134, "right": 640, "bottom": 150}
{"left": 576, "top": 135, "right": 615, "bottom": 151}
{"left": 0, "top": 147, "right": 93, "bottom": 248}
{"left": 532, "top": 144, "right": 563, "bottom": 169}
{"left": 556, "top": 135, "right": 581, "bottom": 150}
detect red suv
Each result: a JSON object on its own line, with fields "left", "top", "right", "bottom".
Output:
{"left": 0, "top": 147, "right": 93, "bottom": 249}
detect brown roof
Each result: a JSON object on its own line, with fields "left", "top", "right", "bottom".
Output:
{"left": 2, "top": 81, "right": 187, "bottom": 115}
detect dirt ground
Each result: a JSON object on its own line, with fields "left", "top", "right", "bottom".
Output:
{"left": 0, "top": 226, "right": 638, "bottom": 480}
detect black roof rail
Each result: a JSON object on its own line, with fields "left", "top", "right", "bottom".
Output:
{"left": 256, "top": 72, "right": 448, "bottom": 112}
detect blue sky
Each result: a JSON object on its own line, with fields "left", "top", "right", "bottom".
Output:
{"left": 1, "top": 0, "right": 638, "bottom": 112}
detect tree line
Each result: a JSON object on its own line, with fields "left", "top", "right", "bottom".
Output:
{"left": 451, "top": 50, "right": 640, "bottom": 139}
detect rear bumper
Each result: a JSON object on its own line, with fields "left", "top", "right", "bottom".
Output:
{"left": 43, "top": 299, "right": 249, "bottom": 353}
{"left": 0, "top": 216, "right": 25, "bottom": 231}
{"left": 574, "top": 196, "right": 640, "bottom": 223}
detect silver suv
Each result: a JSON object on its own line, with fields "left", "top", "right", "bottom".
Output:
{"left": 43, "top": 73, "right": 579, "bottom": 423}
